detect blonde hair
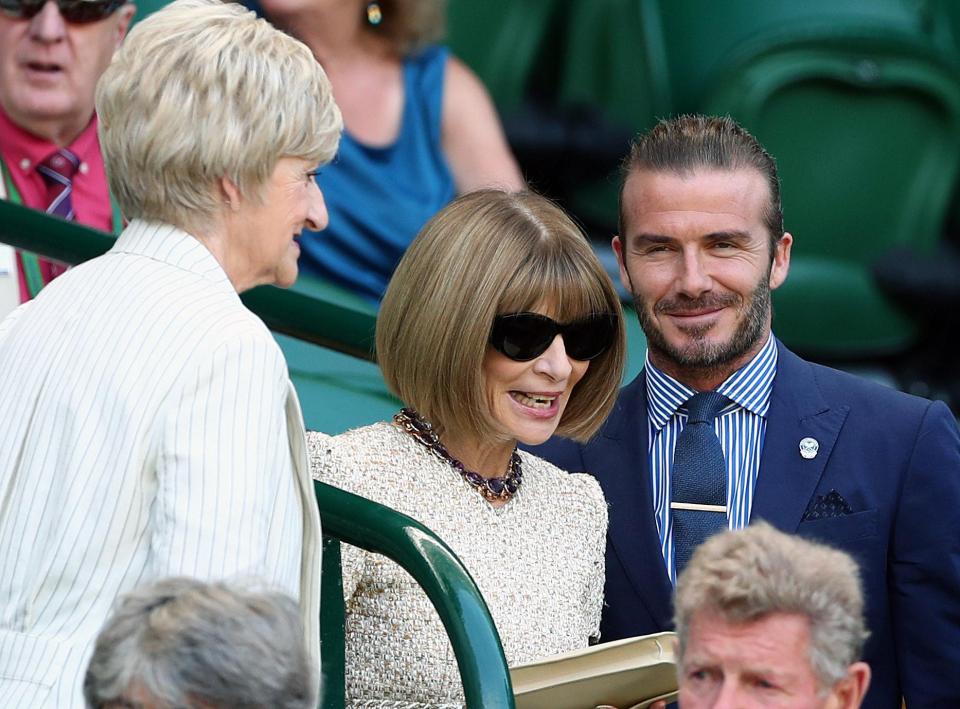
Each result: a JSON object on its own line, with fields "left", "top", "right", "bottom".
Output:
{"left": 96, "top": 0, "right": 342, "bottom": 231}
{"left": 370, "top": 0, "right": 445, "bottom": 55}
{"left": 377, "top": 189, "right": 626, "bottom": 444}
{"left": 675, "top": 522, "right": 869, "bottom": 689}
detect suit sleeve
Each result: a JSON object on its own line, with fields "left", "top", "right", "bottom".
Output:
{"left": 148, "top": 333, "right": 303, "bottom": 598}
{"left": 892, "top": 399, "right": 960, "bottom": 707}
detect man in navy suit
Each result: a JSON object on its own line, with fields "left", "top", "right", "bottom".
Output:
{"left": 532, "top": 115, "right": 960, "bottom": 708}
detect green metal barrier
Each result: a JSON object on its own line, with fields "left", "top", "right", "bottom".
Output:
{"left": 315, "top": 480, "right": 515, "bottom": 709}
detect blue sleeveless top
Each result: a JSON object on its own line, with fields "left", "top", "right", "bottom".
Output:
{"left": 297, "top": 45, "right": 456, "bottom": 302}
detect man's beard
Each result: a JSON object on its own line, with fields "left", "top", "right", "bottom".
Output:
{"left": 633, "top": 276, "right": 771, "bottom": 378}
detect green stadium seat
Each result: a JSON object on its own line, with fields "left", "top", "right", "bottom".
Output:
{"left": 654, "top": 0, "right": 952, "bottom": 114}
{"left": 446, "top": 0, "right": 563, "bottom": 113}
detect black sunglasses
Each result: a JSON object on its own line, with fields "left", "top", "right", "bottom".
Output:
{"left": 490, "top": 311, "right": 616, "bottom": 362}
{"left": 0, "top": 0, "right": 125, "bottom": 23}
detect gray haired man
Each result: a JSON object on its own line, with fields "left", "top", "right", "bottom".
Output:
{"left": 83, "top": 577, "right": 317, "bottom": 709}
{"left": 655, "top": 522, "right": 871, "bottom": 709}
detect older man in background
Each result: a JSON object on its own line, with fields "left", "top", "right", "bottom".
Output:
{"left": 0, "top": 0, "right": 341, "bottom": 705}
{"left": 655, "top": 523, "right": 871, "bottom": 709}
{"left": 84, "top": 578, "right": 317, "bottom": 709}
{"left": 0, "top": 0, "right": 135, "bottom": 311}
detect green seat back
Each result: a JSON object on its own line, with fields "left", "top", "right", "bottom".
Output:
{"left": 316, "top": 481, "right": 514, "bottom": 708}
{"left": 556, "top": 0, "right": 672, "bottom": 233}
{"left": 446, "top": 0, "right": 562, "bottom": 112}
{"left": 654, "top": 0, "right": 949, "bottom": 114}
{"left": 704, "top": 38, "right": 960, "bottom": 356}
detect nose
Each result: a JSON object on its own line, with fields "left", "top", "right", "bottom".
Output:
{"left": 708, "top": 679, "right": 746, "bottom": 709}
{"left": 531, "top": 334, "right": 573, "bottom": 382}
{"left": 305, "top": 182, "right": 328, "bottom": 231}
{"left": 676, "top": 247, "right": 713, "bottom": 298}
{"left": 29, "top": 1, "right": 68, "bottom": 43}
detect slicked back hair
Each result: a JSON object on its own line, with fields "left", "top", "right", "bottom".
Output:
{"left": 619, "top": 114, "right": 784, "bottom": 251}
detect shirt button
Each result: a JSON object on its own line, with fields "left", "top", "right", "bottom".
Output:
{"left": 79, "top": 162, "right": 89, "bottom": 175}
{"left": 19, "top": 158, "right": 30, "bottom": 171}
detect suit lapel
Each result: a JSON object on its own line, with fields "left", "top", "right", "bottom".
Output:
{"left": 752, "top": 342, "right": 849, "bottom": 532}
{"left": 585, "top": 372, "right": 674, "bottom": 626}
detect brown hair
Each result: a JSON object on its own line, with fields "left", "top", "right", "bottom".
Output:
{"left": 377, "top": 189, "right": 626, "bottom": 443}
{"left": 619, "top": 114, "right": 783, "bottom": 250}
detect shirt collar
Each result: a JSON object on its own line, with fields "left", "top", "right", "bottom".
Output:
{"left": 645, "top": 334, "right": 778, "bottom": 430}
{"left": 0, "top": 106, "right": 101, "bottom": 173}
{"left": 110, "top": 219, "right": 236, "bottom": 293}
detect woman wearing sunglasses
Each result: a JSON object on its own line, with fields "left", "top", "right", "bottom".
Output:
{"left": 308, "top": 188, "right": 626, "bottom": 707}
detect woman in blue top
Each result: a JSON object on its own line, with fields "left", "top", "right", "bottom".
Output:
{"left": 260, "top": 0, "right": 524, "bottom": 301}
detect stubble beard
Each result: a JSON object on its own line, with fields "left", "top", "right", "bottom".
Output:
{"left": 633, "top": 276, "right": 771, "bottom": 381}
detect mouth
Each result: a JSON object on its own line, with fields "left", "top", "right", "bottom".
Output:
{"left": 509, "top": 391, "right": 563, "bottom": 419}
{"left": 24, "top": 60, "right": 64, "bottom": 74}
{"left": 666, "top": 307, "right": 723, "bottom": 319}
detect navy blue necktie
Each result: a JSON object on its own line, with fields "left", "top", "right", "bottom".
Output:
{"left": 671, "top": 391, "right": 729, "bottom": 576}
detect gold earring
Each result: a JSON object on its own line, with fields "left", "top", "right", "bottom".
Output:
{"left": 366, "top": 1, "right": 382, "bottom": 25}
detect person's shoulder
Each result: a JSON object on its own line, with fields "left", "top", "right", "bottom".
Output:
{"left": 520, "top": 451, "right": 607, "bottom": 509}
{"left": 796, "top": 354, "right": 942, "bottom": 418}
{"left": 778, "top": 349, "right": 956, "bottom": 446}
{"left": 307, "top": 421, "right": 409, "bottom": 494}
{"left": 308, "top": 421, "right": 398, "bottom": 455}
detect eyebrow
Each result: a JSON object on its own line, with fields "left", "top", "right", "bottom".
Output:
{"left": 629, "top": 230, "right": 752, "bottom": 247}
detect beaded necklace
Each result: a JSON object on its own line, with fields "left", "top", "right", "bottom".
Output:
{"left": 393, "top": 408, "right": 522, "bottom": 503}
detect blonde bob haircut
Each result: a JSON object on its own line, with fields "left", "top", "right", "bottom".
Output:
{"left": 96, "top": 0, "right": 342, "bottom": 232}
{"left": 377, "top": 189, "right": 626, "bottom": 444}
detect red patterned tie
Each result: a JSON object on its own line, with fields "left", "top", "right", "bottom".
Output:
{"left": 37, "top": 148, "right": 80, "bottom": 220}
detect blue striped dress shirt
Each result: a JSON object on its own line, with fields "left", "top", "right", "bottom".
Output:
{"left": 646, "top": 334, "right": 778, "bottom": 584}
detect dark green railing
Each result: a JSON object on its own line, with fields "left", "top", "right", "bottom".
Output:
{"left": 316, "top": 481, "right": 515, "bottom": 708}
{"left": 0, "top": 201, "right": 378, "bottom": 360}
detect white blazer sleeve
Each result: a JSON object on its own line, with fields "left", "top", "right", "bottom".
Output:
{"left": 148, "top": 332, "right": 304, "bottom": 598}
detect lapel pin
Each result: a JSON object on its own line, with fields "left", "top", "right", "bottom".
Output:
{"left": 799, "top": 437, "right": 819, "bottom": 460}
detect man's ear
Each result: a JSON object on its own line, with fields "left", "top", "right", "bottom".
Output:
{"left": 612, "top": 235, "right": 633, "bottom": 294}
{"left": 113, "top": 4, "right": 137, "bottom": 47}
{"left": 828, "top": 661, "right": 871, "bottom": 709}
{"left": 769, "top": 231, "right": 792, "bottom": 291}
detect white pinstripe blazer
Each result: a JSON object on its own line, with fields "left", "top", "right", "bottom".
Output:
{"left": 0, "top": 220, "right": 321, "bottom": 707}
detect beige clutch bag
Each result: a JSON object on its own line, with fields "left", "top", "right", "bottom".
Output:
{"left": 509, "top": 632, "right": 678, "bottom": 709}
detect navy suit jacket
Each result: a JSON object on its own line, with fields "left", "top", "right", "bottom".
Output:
{"left": 530, "top": 340, "right": 960, "bottom": 708}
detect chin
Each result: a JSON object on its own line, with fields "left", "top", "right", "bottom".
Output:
{"left": 512, "top": 423, "right": 562, "bottom": 447}
{"left": 274, "top": 268, "right": 299, "bottom": 289}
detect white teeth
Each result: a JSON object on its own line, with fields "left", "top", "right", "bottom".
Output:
{"left": 511, "top": 392, "right": 556, "bottom": 408}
